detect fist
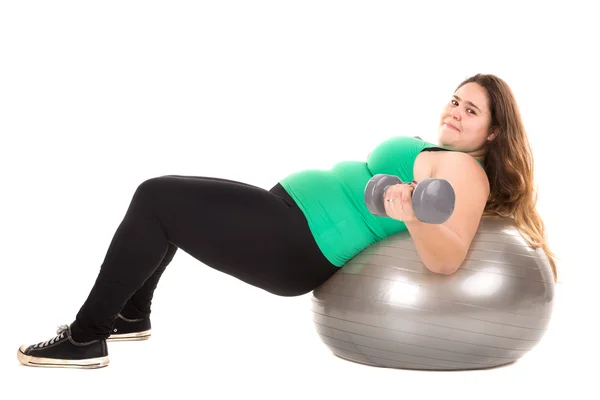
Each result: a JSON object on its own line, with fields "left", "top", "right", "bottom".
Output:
{"left": 383, "top": 181, "right": 417, "bottom": 222}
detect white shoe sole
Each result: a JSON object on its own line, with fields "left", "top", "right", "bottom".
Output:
{"left": 17, "top": 346, "right": 109, "bottom": 369}
{"left": 107, "top": 329, "right": 151, "bottom": 342}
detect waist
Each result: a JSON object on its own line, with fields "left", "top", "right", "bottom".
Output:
{"left": 278, "top": 162, "right": 407, "bottom": 265}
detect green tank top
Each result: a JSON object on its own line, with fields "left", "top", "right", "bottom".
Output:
{"left": 278, "top": 136, "right": 483, "bottom": 267}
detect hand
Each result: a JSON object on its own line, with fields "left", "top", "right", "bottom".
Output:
{"left": 383, "top": 181, "right": 418, "bottom": 222}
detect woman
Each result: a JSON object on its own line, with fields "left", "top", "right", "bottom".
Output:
{"left": 17, "top": 73, "right": 558, "bottom": 369}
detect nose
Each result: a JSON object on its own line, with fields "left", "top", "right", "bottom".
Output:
{"left": 449, "top": 107, "right": 460, "bottom": 120}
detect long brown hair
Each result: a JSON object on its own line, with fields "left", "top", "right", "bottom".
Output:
{"left": 456, "top": 74, "right": 558, "bottom": 283}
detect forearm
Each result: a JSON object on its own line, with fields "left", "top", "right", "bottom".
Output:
{"left": 404, "top": 220, "right": 466, "bottom": 275}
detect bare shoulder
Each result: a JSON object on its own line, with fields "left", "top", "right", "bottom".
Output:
{"left": 414, "top": 150, "right": 487, "bottom": 183}
{"left": 433, "top": 151, "right": 489, "bottom": 189}
{"left": 412, "top": 150, "right": 437, "bottom": 182}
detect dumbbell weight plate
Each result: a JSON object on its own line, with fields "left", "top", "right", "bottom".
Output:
{"left": 412, "top": 178, "right": 456, "bottom": 224}
{"left": 364, "top": 174, "right": 402, "bottom": 216}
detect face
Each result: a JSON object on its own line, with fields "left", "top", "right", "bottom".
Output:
{"left": 437, "top": 82, "right": 497, "bottom": 156}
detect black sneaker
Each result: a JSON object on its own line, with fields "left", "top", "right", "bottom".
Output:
{"left": 107, "top": 313, "right": 151, "bottom": 342}
{"left": 17, "top": 324, "right": 109, "bottom": 369}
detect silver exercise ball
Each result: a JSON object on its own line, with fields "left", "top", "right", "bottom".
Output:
{"left": 311, "top": 216, "right": 555, "bottom": 371}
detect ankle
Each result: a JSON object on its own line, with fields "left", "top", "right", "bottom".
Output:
{"left": 120, "top": 303, "right": 150, "bottom": 320}
{"left": 70, "top": 325, "right": 94, "bottom": 344}
{"left": 70, "top": 321, "right": 110, "bottom": 343}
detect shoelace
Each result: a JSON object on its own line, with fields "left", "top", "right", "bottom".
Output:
{"left": 33, "top": 324, "right": 69, "bottom": 349}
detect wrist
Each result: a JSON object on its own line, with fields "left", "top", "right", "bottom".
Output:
{"left": 404, "top": 218, "right": 420, "bottom": 227}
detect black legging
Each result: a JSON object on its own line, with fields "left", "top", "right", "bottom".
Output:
{"left": 70, "top": 175, "right": 339, "bottom": 342}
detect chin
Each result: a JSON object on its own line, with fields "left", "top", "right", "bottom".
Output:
{"left": 438, "top": 130, "right": 462, "bottom": 148}
{"left": 437, "top": 133, "right": 453, "bottom": 148}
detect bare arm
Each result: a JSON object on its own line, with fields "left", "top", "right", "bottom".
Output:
{"left": 403, "top": 221, "right": 468, "bottom": 275}
{"left": 405, "top": 152, "right": 490, "bottom": 275}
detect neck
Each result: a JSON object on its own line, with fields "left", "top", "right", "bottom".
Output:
{"left": 465, "top": 148, "right": 487, "bottom": 164}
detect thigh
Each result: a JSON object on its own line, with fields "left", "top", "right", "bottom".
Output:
{"left": 163, "top": 174, "right": 261, "bottom": 188}
{"left": 138, "top": 175, "right": 336, "bottom": 295}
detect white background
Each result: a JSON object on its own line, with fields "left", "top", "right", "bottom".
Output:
{"left": 1, "top": 1, "right": 597, "bottom": 399}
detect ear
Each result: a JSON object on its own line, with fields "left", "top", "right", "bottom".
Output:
{"left": 487, "top": 130, "right": 498, "bottom": 141}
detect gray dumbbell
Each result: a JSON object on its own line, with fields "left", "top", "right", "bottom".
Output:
{"left": 364, "top": 174, "right": 456, "bottom": 224}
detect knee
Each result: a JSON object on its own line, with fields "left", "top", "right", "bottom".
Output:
{"left": 135, "top": 176, "right": 174, "bottom": 195}
{"left": 131, "top": 176, "right": 173, "bottom": 205}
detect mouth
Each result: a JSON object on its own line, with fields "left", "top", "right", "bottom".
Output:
{"left": 443, "top": 122, "right": 460, "bottom": 131}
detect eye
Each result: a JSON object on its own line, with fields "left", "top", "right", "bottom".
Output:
{"left": 451, "top": 100, "right": 476, "bottom": 115}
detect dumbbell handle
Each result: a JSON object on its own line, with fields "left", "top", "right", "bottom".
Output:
{"left": 364, "top": 174, "right": 456, "bottom": 224}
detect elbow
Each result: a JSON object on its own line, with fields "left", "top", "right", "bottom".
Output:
{"left": 426, "top": 263, "right": 460, "bottom": 276}
{"left": 425, "top": 255, "right": 465, "bottom": 276}
{"left": 438, "top": 264, "right": 461, "bottom": 276}
{"left": 416, "top": 229, "right": 469, "bottom": 276}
